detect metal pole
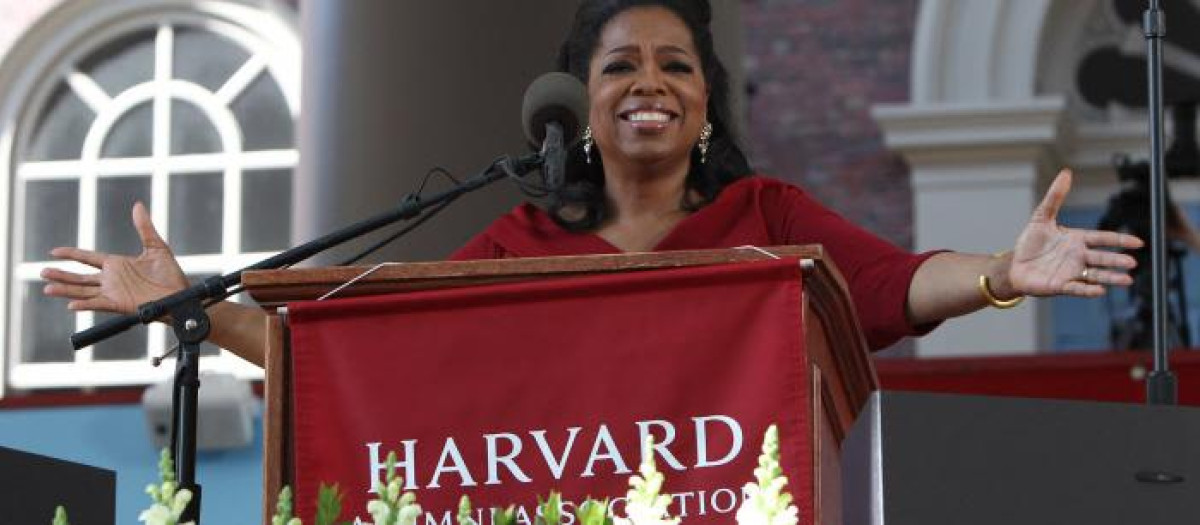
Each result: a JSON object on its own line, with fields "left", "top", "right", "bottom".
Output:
{"left": 1143, "top": 0, "right": 1177, "bottom": 405}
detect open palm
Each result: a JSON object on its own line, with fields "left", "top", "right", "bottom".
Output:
{"left": 41, "top": 202, "right": 188, "bottom": 314}
{"left": 1010, "top": 170, "right": 1142, "bottom": 298}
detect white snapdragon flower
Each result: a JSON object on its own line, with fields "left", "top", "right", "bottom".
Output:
{"left": 367, "top": 453, "right": 421, "bottom": 525}
{"left": 735, "top": 425, "right": 799, "bottom": 525}
{"left": 138, "top": 504, "right": 172, "bottom": 525}
{"left": 396, "top": 497, "right": 423, "bottom": 525}
{"left": 367, "top": 499, "right": 393, "bottom": 525}
{"left": 614, "top": 438, "right": 679, "bottom": 525}
{"left": 270, "top": 485, "right": 303, "bottom": 525}
{"left": 137, "top": 487, "right": 194, "bottom": 525}
{"left": 387, "top": 478, "right": 402, "bottom": 502}
{"left": 170, "top": 489, "right": 193, "bottom": 517}
{"left": 367, "top": 490, "right": 421, "bottom": 525}
{"left": 139, "top": 450, "right": 195, "bottom": 525}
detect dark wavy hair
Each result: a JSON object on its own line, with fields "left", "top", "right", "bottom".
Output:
{"left": 549, "top": 0, "right": 753, "bottom": 231}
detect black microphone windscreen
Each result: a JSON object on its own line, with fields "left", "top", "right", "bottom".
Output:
{"left": 522, "top": 72, "right": 589, "bottom": 147}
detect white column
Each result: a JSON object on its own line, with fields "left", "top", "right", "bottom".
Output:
{"left": 874, "top": 97, "right": 1069, "bottom": 356}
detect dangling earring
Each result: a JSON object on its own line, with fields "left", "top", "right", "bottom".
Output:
{"left": 698, "top": 121, "right": 713, "bottom": 164}
{"left": 582, "top": 126, "right": 594, "bottom": 165}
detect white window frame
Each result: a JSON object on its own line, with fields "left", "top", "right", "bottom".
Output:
{"left": 0, "top": 0, "right": 300, "bottom": 394}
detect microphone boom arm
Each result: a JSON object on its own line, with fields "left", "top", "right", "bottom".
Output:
{"left": 70, "top": 151, "right": 542, "bottom": 351}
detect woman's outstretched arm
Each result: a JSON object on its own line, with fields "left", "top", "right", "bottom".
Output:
{"left": 906, "top": 169, "right": 1144, "bottom": 326}
{"left": 41, "top": 202, "right": 268, "bottom": 366}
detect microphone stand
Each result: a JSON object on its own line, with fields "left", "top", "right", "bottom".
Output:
{"left": 69, "top": 151, "right": 542, "bottom": 523}
{"left": 1142, "top": 0, "right": 1177, "bottom": 405}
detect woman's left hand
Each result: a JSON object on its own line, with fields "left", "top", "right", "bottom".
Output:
{"left": 1009, "top": 169, "right": 1144, "bottom": 298}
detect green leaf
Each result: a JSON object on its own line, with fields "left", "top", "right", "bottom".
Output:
{"left": 157, "top": 449, "right": 176, "bottom": 486}
{"left": 315, "top": 483, "right": 344, "bottom": 525}
{"left": 536, "top": 491, "right": 562, "bottom": 525}
{"left": 493, "top": 505, "right": 518, "bottom": 525}
{"left": 574, "top": 499, "right": 611, "bottom": 525}
{"left": 272, "top": 485, "right": 296, "bottom": 525}
{"left": 457, "top": 495, "right": 474, "bottom": 525}
{"left": 385, "top": 452, "right": 399, "bottom": 486}
{"left": 52, "top": 505, "right": 69, "bottom": 525}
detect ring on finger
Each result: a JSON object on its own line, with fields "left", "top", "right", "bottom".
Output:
{"left": 1080, "top": 267, "right": 1092, "bottom": 282}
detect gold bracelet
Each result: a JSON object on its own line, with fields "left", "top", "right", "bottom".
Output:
{"left": 977, "top": 274, "right": 1024, "bottom": 309}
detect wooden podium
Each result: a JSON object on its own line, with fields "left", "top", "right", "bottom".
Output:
{"left": 244, "top": 245, "right": 878, "bottom": 525}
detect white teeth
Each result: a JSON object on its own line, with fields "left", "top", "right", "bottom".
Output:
{"left": 627, "top": 111, "right": 671, "bottom": 123}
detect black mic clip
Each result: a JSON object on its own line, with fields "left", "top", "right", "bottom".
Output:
{"left": 539, "top": 121, "right": 567, "bottom": 189}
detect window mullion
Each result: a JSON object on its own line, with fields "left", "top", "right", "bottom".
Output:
{"left": 65, "top": 70, "right": 112, "bottom": 112}
{"left": 215, "top": 54, "right": 266, "bottom": 105}
{"left": 153, "top": 23, "right": 174, "bottom": 162}
{"left": 148, "top": 23, "right": 176, "bottom": 362}
{"left": 20, "top": 151, "right": 298, "bottom": 180}
{"left": 72, "top": 69, "right": 105, "bottom": 366}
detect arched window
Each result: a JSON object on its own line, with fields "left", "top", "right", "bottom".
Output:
{"left": 3, "top": 1, "right": 300, "bottom": 391}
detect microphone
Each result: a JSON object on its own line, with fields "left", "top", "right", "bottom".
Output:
{"left": 522, "top": 72, "right": 588, "bottom": 146}
{"left": 521, "top": 72, "right": 589, "bottom": 188}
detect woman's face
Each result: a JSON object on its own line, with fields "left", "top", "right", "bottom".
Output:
{"left": 587, "top": 6, "right": 709, "bottom": 172}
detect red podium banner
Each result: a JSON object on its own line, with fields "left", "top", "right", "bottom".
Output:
{"left": 288, "top": 259, "right": 813, "bottom": 524}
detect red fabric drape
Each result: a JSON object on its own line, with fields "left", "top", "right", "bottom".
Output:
{"left": 288, "top": 259, "right": 813, "bottom": 524}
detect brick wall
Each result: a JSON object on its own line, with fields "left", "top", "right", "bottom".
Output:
{"left": 741, "top": 0, "right": 919, "bottom": 249}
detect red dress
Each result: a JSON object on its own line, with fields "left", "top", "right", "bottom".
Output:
{"left": 452, "top": 176, "right": 941, "bottom": 350}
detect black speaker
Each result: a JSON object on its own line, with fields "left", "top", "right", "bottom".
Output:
{"left": 842, "top": 391, "right": 1200, "bottom": 525}
{"left": 0, "top": 446, "right": 115, "bottom": 525}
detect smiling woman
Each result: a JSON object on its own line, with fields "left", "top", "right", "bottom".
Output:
{"left": 43, "top": 0, "right": 1145, "bottom": 365}
{"left": 582, "top": 6, "right": 719, "bottom": 252}
{"left": 587, "top": 8, "right": 711, "bottom": 181}
{"left": 551, "top": 0, "right": 749, "bottom": 238}
{"left": 450, "top": 0, "right": 1144, "bottom": 350}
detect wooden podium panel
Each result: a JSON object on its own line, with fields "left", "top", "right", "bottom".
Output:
{"left": 245, "top": 246, "right": 878, "bottom": 525}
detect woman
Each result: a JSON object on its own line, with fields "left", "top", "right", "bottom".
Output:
{"left": 42, "top": 0, "right": 1141, "bottom": 365}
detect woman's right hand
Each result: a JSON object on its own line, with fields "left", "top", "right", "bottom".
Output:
{"left": 41, "top": 202, "right": 189, "bottom": 315}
